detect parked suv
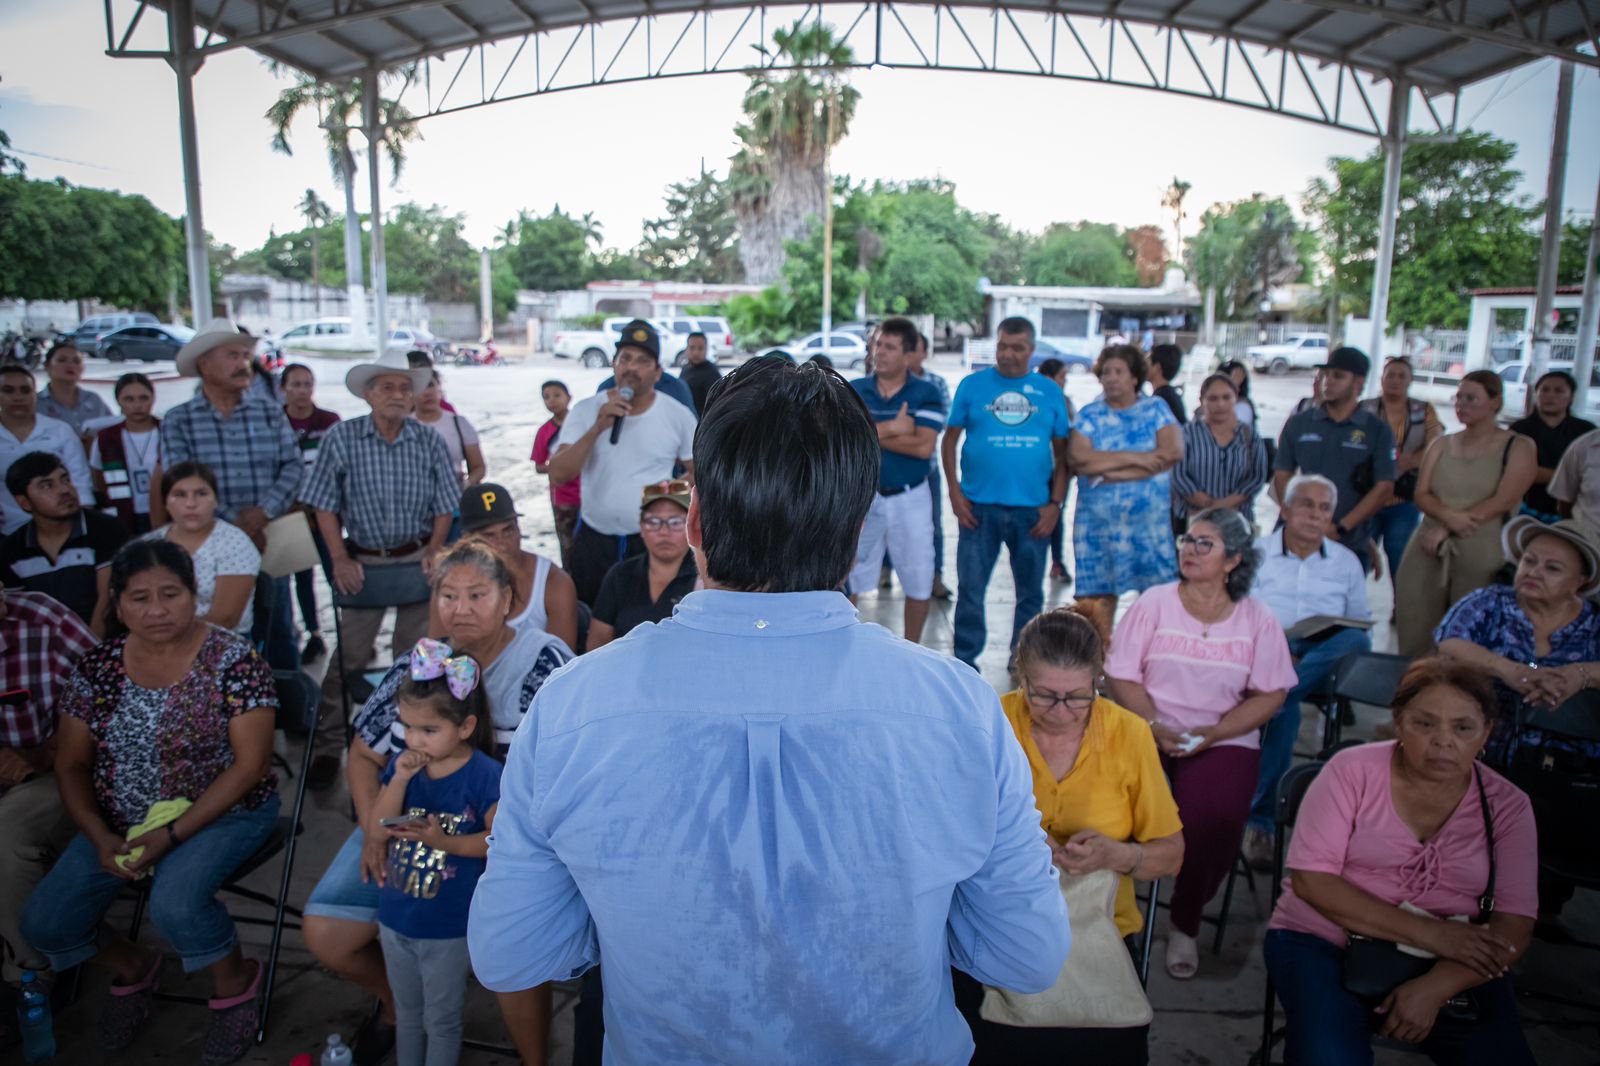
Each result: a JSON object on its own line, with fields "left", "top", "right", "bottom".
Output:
{"left": 1246, "top": 332, "right": 1330, "bottom": 375}
{"left": 68, "top": 312, "right": 160, "bottom": 355}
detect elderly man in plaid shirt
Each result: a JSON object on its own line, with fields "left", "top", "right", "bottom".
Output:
{"left": 299, "top": 351, "right": 458, "bottom": 789}
{"left": 0, "top": 586, "right": 97, "bottom": 989}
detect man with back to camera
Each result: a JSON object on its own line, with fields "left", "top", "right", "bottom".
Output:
{"left": 548, "top": 320, "right": 697, "bottom": 606}
{"left": 847, "top": 317, "right": 946, "bottom": 644}
{"left": 1272, "top": 346, "right": 1396, "bottom": 571}
{"left": 942, "top": 316, "right": 1072, "bottom": 670}
{"left": 469, "top": 356, "right": 1070, "bottom": 1066}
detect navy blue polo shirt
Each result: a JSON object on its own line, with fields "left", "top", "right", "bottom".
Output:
{"left": 851, "top": 375, "right": 947, "bottom": 491}
{"left": 1274, "top": 404, "right": 1397, "bottom": 542}
{"left": 0, "top": 509, "right": 129, "bottom": 627}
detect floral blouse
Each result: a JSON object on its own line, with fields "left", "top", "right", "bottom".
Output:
{"left": 59, "top": 626, "right": 279, "bottom": 832}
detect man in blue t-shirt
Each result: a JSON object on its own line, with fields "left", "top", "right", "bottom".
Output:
{"left": 847, "top": 317, "right": 947, "bottom": 644}
{"left": 942, "top": 316, "right": 1072, "bottom": 669}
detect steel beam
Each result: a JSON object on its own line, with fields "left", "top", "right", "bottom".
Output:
{"left": 1366, "top": 79, "right": 1408, "bottom": 391}
{"left": 364, "top": 70, "right": 390, "bottom": 347}
{"left": 1287, "top": 0, "right": 1600, "bottom": 69}
{"left": 1572, "top": 175, "right": 1599, "bottom": 414}
{"left": 168, "top": 0, "right": 212, "bottom": 325}
{"left": 1529, "top": 60, "right": 1574, "bottom": 386}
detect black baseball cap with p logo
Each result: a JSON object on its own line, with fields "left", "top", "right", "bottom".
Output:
{"left": 460, "top": 482, "right": 521, "bottom": 532}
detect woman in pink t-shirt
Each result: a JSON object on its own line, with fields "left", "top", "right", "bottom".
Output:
{"left": 1263, "top": 658, "right": 1537, "bottom": 1065}
{"left": 1105, "top": 507, "right": 1297, "bottom": 980}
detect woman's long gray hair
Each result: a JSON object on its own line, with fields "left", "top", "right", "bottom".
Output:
{"left": 1188, "top": 507, "right": 1260, "bottom": 602}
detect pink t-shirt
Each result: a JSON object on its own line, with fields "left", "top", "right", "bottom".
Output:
{"left": 1103, "top": 582, "right": 1297, "bottom": 750}
{"left": 532, "top": 418, "right": 581, "bottom": 509}
{"left": 1269, "top": 741, "right": 1538, "bottom": 947}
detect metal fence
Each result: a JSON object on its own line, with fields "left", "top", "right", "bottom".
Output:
{"left": 1208, "top": 322, "right": 1328, "bottom": 367}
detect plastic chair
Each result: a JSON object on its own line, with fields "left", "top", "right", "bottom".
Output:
{"left": 1252, "top": 760, "right": 1329, "bottom": 1066}
{"left": 124, "top": 669, "right": 319, "bottom": 1043}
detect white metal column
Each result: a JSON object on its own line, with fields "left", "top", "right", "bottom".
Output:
{"left": 1365, "top": 79, "right": 1408, "bottom": 394}
{"left": 1572, "top": 175, "right": 1600, "bottom": 413}
{"left": 168, "top": 0, "right": 211, "bottom": 325}
{"left": 1529, "top": 61, "right": 1575, "bottom": 386}
{"left": 364, "top": 70, "right": 389, "bottom": 348}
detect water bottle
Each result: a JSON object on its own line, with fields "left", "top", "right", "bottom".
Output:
{"left": 320, "top": 1033, "right": 353, "bottom": 1066}
{"left": 17, "top": 970, "right": 55, "bottom": 1062}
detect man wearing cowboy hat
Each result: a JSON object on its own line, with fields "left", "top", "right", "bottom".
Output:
{"left": 298, "top": 349, "right": 459, "bottom": 788}
{"left": 547, "top": 320, "right": 697, "bottom": 605}
{"left": 152, "top": 319, "right": 302, "bottom": 545}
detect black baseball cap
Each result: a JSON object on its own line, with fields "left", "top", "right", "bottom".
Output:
{"left": 459, "top": 482, "right": 521, "bottom": 532}
{"left": 615, "top": 319, "right": 661, "bottom": 362}
{"left": 1318, "top": 346, "right": 1371, "bottom": 377}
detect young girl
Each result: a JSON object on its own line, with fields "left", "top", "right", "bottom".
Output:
{"left": 90, "top": 372, "right": 160, "bottom": 534}
{"left": 373, "top": 638, "right": 502, "bottom": 1066}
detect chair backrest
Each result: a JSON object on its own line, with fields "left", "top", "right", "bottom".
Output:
{"left": 1331, "top": 652, "right": 1411, "bottom": 711}
{"left": 1275, "top": 761, "right": 1326, "bottom": 832}
{"left": 1528, "top": 688, "right": 1600, "bottom": 742}
{"left": 272, "top": 669, "right": 318, "bottom": 734}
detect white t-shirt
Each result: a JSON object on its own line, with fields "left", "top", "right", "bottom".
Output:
{"left": 149, "top": 520, "right": 261, "bottom": 634}
{"left": 555, "top": 391, "right": 697, "bottom": 535}
{"left": 89, "top": 426, "right": 160, "bottom": 516}
{"left": 416, "top": 411, "right": 480, "bottom": 487}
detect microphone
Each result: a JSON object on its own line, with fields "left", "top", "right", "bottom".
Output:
{"left": 610, "top": 385, "right": 634, "bottom": 444}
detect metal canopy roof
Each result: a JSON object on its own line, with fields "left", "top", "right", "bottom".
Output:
{"left": 113, "top": 0, "right": 1598, "bottom": 97}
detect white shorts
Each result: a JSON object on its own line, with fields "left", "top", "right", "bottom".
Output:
{"left": 848, "top": 480, "right": 935, "bottom": 600}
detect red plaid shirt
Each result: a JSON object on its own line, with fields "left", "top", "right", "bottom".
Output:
{"left": 0, "top": 589, "right": 98, "bottom": 749}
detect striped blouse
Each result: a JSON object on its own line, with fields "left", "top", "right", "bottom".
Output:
{"left": 1171, "top": 418, "right": 1270, "bottom": 522}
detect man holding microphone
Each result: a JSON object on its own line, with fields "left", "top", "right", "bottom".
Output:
{"left": 548, "top": 320, "right": 698, "bottom": 605}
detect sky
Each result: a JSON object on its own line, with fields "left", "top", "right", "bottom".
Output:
{"left": 2, "top": 0, "right": 1597, "bottom": 259}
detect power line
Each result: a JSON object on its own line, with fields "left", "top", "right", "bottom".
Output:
{"left": 9, "top": 147, "right": 118, "bottom": 171}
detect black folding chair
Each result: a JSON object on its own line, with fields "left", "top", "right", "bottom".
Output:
{"left": 1253, "top": 760, "right": 1329, "bottom": 1066}
{"left": 125, "top": 669, "right": 319, "bottom": 1042}
{"left": 1321, "top": 652, "right": 1411, "bottom": 754}
{"left": 1136, "top": 879, "right": 1161, "bottom": 986}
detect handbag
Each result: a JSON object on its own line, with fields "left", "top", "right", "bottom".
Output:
{"left": 1340, "top": 765, "right": 1493, "bottom": 1020}
{"left": 259, "top": 512, "right": 321, "bottom": 578}
{"left": 979, "top": 868, "right": 1152, "bottom": 1029}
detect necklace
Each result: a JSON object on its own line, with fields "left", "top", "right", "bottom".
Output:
{"left": 1179, "top": 583, "right": 1233, "bottom": 637}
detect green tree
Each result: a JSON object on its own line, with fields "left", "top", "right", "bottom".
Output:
{"left": 1187, "top": 194, "right": 1315, "bottom": 319}
{"left": 502, "top": 207, "right": 600, "bottom": 291}
{"left": 1303, "top": 132, "right": 1539, "bottom": 330}
{"left": 1024, "top": 222, "right": 1137, "bottom": 287}
{"left": 298, "top": 188, "right": 333, "bottom": 309}
{"left": 638, "top": 170, "right": 741, "bottom": 281}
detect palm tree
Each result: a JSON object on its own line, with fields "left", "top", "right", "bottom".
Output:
{"left": 732, "top": 20, "right": 859, "bottom": 283}
{"left": 1161, "top": 177, "right": 1191, "bottom": 266}
{"left": 265, "top": 70, "right": 420, "bottom": 338}
{"left": 297, "top": 188, "right": 332, "bottom": 311}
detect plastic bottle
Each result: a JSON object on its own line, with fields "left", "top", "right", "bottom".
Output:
{"left": 320, "top": 1033, "right": 353, "bottom": 1066}
{"left": 17, "top": 970, "right": 55, "bottom": 1062}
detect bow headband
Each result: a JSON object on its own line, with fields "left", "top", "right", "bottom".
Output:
{"left": 409, "top": 638, "right": 481, "bottom": 701}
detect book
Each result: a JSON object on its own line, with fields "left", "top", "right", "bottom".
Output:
{"left": 1285, "top": 615, "right": 1375, "bottom": 641}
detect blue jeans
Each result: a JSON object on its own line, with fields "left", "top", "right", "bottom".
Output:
{"left": 929, "top": 465, "right": 945, "bottom": 578}
{"left": 1369, "top": 501, "right": 1421, "bottom": 585}
{"left": 22, "top": 797, "right": 280, "bottom": 974}
{"left": 1263, "top": 929, "right": 1535, "bottom": 1066}
{"left": 1249, "top": 627, "right": 1371, "bottom": 833}
{"left": 953, "top": 503, "right": 1050, "bottom": 668}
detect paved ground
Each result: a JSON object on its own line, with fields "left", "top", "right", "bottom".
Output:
{"left": 42, "top": 355, "right": 1600, "bottom": 1064}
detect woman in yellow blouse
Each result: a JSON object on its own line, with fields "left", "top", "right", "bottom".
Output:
{"left": 954, "top": 606, "right": 1184, "bottom": 1065}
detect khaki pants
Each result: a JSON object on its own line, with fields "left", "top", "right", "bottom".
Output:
{"left": 0, "top": 773, "right": 76, "bottom": 982}
{"left": 316, "top": 551, "right": 432, "bottom": 761}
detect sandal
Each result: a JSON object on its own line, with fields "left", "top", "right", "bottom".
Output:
{"left": 99, "top": 950, "right": 163, "bottom": 1050}
{"left": 200, "top": 959, "right": 263, "bottom": 1066}
{"left": 1165, "top": 930, "right": 1200, "bottom": 981}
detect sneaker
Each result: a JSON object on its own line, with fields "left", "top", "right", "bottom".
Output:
{"left": 1050, "top": 562, "right": 1072, "bottom": 584}
{"left": 301, "top": 633, "right": 327, "bottom": 664}
{"left": 351, "top": 999, "right": 397, "bottom": 1066}
{"left": 931, "top": 577, "right": 952, "bottom": 601}
{"left": 1243, "top": 826, "right": 1275, "bottom": 872}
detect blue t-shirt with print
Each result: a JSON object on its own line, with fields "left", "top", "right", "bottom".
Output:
{"left": 947, "top": 368, "right": 1072, "bottom": 507}
{"left": 851, "top": 375, "right": 947, "bottom": 491}
{"left": 378, "top": 748, "right": 503, "bottom": 939}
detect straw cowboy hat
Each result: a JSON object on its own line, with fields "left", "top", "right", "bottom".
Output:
{"left": 1502, "top": 515, "right": 1600, "bottom": 596}
{"left": 345, "top": 349, "right": 432, "bottom": 398}
{"left": 175, "top": 319, "right": 255, "bottom": 377}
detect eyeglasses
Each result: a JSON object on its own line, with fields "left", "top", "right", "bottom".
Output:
{"left": 1179, "top": 534, "right": 1219, "bottom": 555}
{"left": 641, "top": 516, "right": 687, "bottom": 532}
{"left": 1024, "top": 686, "right": 1098, "bottom": 713}
{"left": 642, "top": 479, "right": 691, "bottom": 501}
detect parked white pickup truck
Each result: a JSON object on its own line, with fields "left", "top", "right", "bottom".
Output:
{"left": 553, "top": 315, "right": 735, "bottom": 368}
{"left": 1247, "top": 332, "right": 1331, "bottom": 375}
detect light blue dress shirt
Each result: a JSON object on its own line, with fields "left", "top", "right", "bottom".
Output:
{"left": 1251, "top": 529, "right": 1373, "bottom": 631}
{"left": 468, "top": 589, "right": 1069, "bottom": 1065}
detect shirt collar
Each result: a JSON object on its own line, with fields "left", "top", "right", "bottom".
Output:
{"left": 1273, "top": 528, "right": 1327, "bottom": 559}
{"left": 23, "top": 511, "right": 87, "bottom": 549}
{"left": 669, "top": 589, "right": 859, "bottom": 636}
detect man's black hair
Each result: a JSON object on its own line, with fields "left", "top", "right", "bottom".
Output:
{"left": 687, "top": 331, "right": 707, "bottom": 341}
{"left": 0, "top": 363, "right": 35, "bottom": 382}
{"left": 1149, "top": 343, "right": 1183, "bottom": 382}
{"left": 997, "top": 316, "right": 1036, "bottom": 341}
{"left": 540, "top": 379, "right": 571, "bottom": 396}
{"left": 6, "top": 451, "right": 67, "bottom": 499}
{"left": 876, "top": 317, "right": 918, "bottom": 355}
{"left": 693, "top": 356, "right": 876, "bottom": 592}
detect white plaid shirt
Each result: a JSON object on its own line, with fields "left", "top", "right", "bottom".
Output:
{"left": 298, "top": 415, "right": 460, "bottom": 550}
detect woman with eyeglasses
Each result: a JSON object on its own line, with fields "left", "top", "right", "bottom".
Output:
{"left": 587, "top": 480, "right": 699, "bottom": 650}
{"left": 1394, "top": 370, "right": 1535, "bottom": 658}
{"left": 953, "top": 606, "right": 1183, "bottom": 1063}
{"left": 1105, "top": 507, "right": 1296, "bottom": 980}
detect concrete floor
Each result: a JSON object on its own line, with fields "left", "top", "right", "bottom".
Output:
{"left": 40, "top": 362, "right": 1600, "bottom": 1064}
